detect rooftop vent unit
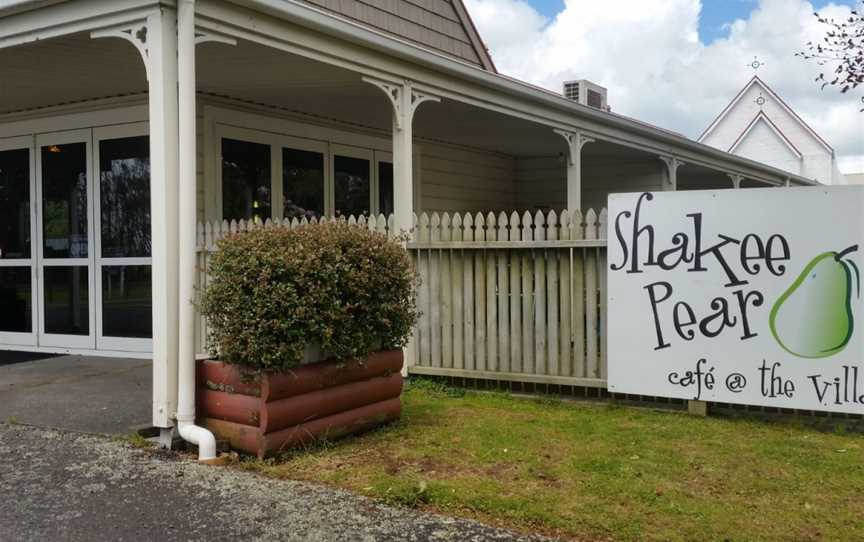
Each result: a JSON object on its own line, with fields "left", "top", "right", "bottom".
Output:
{"left": 562, "top": 80, "right": 609, "bottom": 111}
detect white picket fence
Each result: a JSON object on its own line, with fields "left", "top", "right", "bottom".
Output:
{"left": 195, "top": 209, "right": 609, "bottom": 388}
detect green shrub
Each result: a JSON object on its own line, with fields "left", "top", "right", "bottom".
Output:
{"left": 200, "top": 222, "right": 418, "bottom": 372}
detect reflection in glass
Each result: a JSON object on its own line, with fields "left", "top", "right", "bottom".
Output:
{"left": 102, "top": 266, "right": 152, "bottom": 338}
{"left": 0, "top": 267, "right": 32, "bottom": 333}
{"left": 283, "top": 148, "right": 324, "bottom": 220}
{"left": 222, "top": 138, "right": 271, "bottom": 221}
{"left": 378, "top": 162, "right": 394, "bottom": 218}
{"left": 100, "top": 137, "right": 150, "bottom": 258}
{"left": 334, "top": 155, "right": 370, "bottom": 218}
{"left": 42, "top": 143, "right": 88, "bottom": 258}
{"left": 44, "top": 266, "right": 89, "bottom": 335}
{"left": 0, "top": 149, "right": 31, "bottom": 260}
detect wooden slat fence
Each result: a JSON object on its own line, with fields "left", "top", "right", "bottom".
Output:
{"left": 194, "top": 209, "right": 608, "bottom": 388}
{"left": 407, "top": 209, "right": 608, "bottom": 388}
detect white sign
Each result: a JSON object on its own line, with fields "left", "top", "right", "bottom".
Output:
{"left": 608, "top": 186, "right": 864, "bottom": 414}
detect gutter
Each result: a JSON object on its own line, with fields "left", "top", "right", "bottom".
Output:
{"left": 228, "top": 0, "right": 817, "bottom": 186}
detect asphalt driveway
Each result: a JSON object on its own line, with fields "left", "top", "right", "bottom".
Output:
{"left": 0, "top": 353, "right": 150, "bottom": 434}
{"left": 0, "top": 424, "right": 552, "bottom": 542}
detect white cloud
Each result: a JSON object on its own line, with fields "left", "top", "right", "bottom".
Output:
{"left": 465, "top": 0, "right": 864, "bottom": 174}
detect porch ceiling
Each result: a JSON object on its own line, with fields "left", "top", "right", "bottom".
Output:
{"left": 196, "top": 39, "right": 565, "bottom": 157}
{"left": 196, "top": 40, "right": 661, "bottom": 162}
{"left": 0, "top": 32, "right": 147, "bottom": 115}
{"left": 0, "top": 34, "right": 689, "bottom": 165}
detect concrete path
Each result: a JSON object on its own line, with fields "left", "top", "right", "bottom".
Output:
{"left": 0, "top": 355, "right": 150, "bottom": 434}
{"left": 0, "top": 424, "right": 553, "bottom": 542}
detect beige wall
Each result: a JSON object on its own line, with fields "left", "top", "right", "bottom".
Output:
{"left": 514, "top": 155, "right": 565, "bottom": 211}
{"left": 419, "top": 143, "right": 516, "bottom": 214}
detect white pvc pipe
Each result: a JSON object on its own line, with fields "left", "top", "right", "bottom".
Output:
{"left": 177, "top": 0, "right": 216, "bottom": 462}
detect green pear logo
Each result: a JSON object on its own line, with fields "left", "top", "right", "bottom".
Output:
{"left": 770, "top": 245, "right": 860, "bottom": 358}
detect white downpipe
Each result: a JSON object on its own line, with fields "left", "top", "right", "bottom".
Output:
{"left": 177, "top": 0, "right": 216, "bottom": 462}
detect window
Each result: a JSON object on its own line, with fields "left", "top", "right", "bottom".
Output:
{"left": 99, "top": 136, "right": 150, "bottom": 258}
{"left": 222, "top": 138, "right": 271, "bottom": 222}
{"left": 283, "top": 148, "right": 324, "bottom": 220}
{"left": 334, "top": 155, "right": 370, "bottom": 218}
{"left": 0, "top": 149, "right": 30, "bottom": 260}
{"left": 43, "top": 266, "right": 89, "bottom": 335}
{"left": 101, "top": 265, "right": 152, "bottom": 338}
{"left": 214, "top": 124, "right": 393, "bottom": 221}
{"left": 41, "top": 142, "right": 88, "bottom": 259}
{"left": 98, "top": 134, "right": 152, "bottom": 340}
{"left": 378, "top": 161, "right": 394, "bottom": 217}
{"left": 0, "top": 267, "right": 31, "bottom": 333}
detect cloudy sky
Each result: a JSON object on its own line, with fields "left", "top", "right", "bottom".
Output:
{"left": 463, "top": 0, "right": 864, "bottom": 173}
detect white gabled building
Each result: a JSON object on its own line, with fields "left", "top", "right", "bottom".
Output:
{"left": 699, "top": 76, "right": 845, "bottom": 185}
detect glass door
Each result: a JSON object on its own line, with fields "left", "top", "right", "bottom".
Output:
{"left": 94, "top": 124, "right": 152, "bottom": 352}
{"left": 35, "top": 130, "right": 95, "bottom": 349}
{"left": 0, "top": 137, "right": 37, "bottom": 346}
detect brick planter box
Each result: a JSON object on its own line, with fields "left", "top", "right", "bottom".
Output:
{"left": 197, "top": 350, "right": 403, "bottom": 458}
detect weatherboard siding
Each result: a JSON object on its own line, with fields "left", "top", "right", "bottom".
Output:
{"left": 733, "top": 119, "right": 802, "bottom": 176}
{"left": 298, "top": 0, "right": 484, "bottom": 67}
{"left": 419, "top": 143, "right": 516, "bottom": 213}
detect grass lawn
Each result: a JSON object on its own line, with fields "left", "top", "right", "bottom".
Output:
{"left": 238, "top": 380, "right": 864, "bottom": 541}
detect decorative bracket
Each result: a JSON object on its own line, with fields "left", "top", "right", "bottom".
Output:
{"left": 659, "top": 155, "right": 685, "bottom": 188}
{"left": 727, "top": 173, "right": 743, "bottom": 189}
{"left": 409, "top": 85, "right": 441, "bottom": 124}
{"left": 92, "top": 21, "right": 151, "bottom": 80}
{"left": 363, "top": 77, "right": 441, "bottom": 131}
{"left": 195, "top": 28, "right": 237, "bottom": 47}
{"left": 554, "top": 129, "right": 595, "bottom": 166}
{"left": 92, "top": 21, "right": 238, "bottom": 82}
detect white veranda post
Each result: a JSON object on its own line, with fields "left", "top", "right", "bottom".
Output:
{"left": 363, "top": 78, "right": 439, "bottom": 376}
{"left": 660, "top": 156, "right": 684, "bottom": 191}
{"left": 728, "top": 174, "right": 743, "bottom": 189}
{"left": 363, "top": 78, "right": 440, "bottom": 234}
{"left": 555, "top": 130, "right": 594, "bottom": 213}
{"left": 93, "top": 10, "right": 181, "bottom": 431}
